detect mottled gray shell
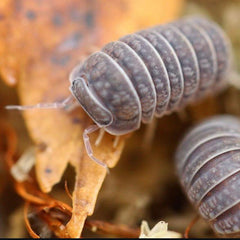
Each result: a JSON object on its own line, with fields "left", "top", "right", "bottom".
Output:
{"left": 175, "top": 115, "right": 240, "bottom": 237}
{"left": 70, "top": 16, "right": 232, "bottom": 136}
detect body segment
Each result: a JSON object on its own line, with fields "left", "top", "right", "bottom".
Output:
{"left": 175, "top": 116, "right": 240, "bottom": 237}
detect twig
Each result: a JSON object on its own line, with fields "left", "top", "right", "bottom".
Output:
{"left": 24, "top": 202, "right": 40, "bottom": 238}
{"left": 64, "top": 180, "right": 72, "bottom": 200}
{"left": 184, "top": 215, "right": 199, "bottom": 238}
{"left": 85, "top": 220, "right": 140, "bottom": 238}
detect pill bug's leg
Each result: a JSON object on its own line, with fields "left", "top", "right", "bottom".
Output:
{"left": 228, "top": 71, "right": 240, "bottom": 90}
{"left": 95, "top": 128, "right": 105, "bottom": 147}
{"left": 113, "top": 136, "right": 120, "bottom": 149}
{"left": 83, "top": 124, "right": 109, "bottom": 173}
{"left": 5, "top": 95, "right": 77, "bottom": 111}
{"left": 142, "top": 116, "right": 157, "bottom": 151}
{"left": 176, "top": 108, "right": 189, "bottom": 123}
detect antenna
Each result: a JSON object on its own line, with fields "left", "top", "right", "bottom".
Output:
{"left": 5, "top": 95, "right": 76, "bottom": 111}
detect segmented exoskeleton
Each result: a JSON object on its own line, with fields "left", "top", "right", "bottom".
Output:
{"left": 70, "top": 16, "right": 231, "bottom": 136}
{"left": 175, "top": 115, "right": 240, "bottom": 237}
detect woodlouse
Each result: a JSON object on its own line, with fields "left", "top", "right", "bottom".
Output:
{"left": 7, "top": 16, "right": 232, "bottom": 168}
{"left": 69, "top": 16, "right": 231, "bottom": 135}
{"left": 175, "top": 115, "right": 240, "bottom": 237}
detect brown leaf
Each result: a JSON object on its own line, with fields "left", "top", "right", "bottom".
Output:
{"left": 0, "top": 0, "right": 184, "bottom": 237}
{"left": 66, "top": 134, "right": 125, "bottom": 237}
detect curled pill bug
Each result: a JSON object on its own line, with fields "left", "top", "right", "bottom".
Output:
{"left": 6, "top": 16, "right": 232, "bottom": 170}
{"left": 175, "top": 115, "right": 240, "bottom": 237}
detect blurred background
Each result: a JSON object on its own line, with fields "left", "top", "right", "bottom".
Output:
{"left": 1, "top": 0, "right": 240, "bottom": 238}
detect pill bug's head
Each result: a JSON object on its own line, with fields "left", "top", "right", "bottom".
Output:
{"left": 69, "top": 62, "right": 113, "bottom": 129}
{"left": 69, "top": 51, "right": 142, "bottom": 136}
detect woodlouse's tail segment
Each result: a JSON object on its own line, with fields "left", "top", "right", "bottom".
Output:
{"left": 171, "top": 16, "right": 232, "bottom": 104}
{"left": 134, "top": 15, "right": 232, "bottom": 115}
{"left": 171, "top": 18, "right": 217, "bottom": 99}
{"left": 175, "top": 115, "right": 240, "bottom": 237}
{"left": 190, "top": 16, "right": 233, "bottom": 88}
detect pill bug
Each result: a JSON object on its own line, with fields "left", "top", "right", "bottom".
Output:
{"left": 69, "top": 16, "right": 231, "bottom": 135}
{"left": 175, "top": 115, "right": 240, "bottom": 237}
{"left": 7, "top": 16, "right": 232, "bottom": 168}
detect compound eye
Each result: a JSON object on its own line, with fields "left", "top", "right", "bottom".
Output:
{"left": 70, "top": 77, "right": 113, "bottom": 127}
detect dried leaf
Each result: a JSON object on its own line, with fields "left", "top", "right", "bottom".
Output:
{"left": 139, "top": 221, "right": 182, "bottom": 238}
{"left": 0, "top": 0, "right": 184, "bottom": 237}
